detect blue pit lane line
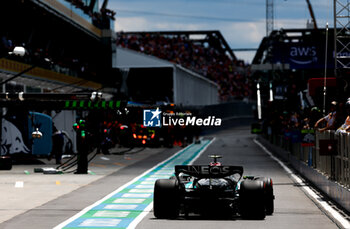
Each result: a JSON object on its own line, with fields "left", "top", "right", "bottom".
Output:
{"left": 54, "top": 139, "right": 214, "bottom": 229}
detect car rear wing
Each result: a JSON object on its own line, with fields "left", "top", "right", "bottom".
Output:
{"left": 175, "top": 165, "right": 243, "bottom": 179}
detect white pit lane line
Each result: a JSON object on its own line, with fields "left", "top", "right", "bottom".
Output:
{"left": 254, "top": 139, "right": 350, "bottom": 229}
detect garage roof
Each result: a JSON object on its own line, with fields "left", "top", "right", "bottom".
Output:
{"left": 114, "top": 47, "right": 174, "bottom": 69}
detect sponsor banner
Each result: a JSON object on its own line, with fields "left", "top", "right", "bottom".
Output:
{"left": 301, "top": 129, "right": 315, "bottom": 147}
{"left": 1, "top": 112, "right": 53, "bottom": 156}
{"left": 272, "top": 41, "right": 334, "bottom": 69}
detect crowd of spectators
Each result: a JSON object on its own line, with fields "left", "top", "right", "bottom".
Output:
{"left": 262, "top": 98, "right": 350, "bottom": 144}
{"left": 117, "top": 33, "right": 253, "bottom": 101}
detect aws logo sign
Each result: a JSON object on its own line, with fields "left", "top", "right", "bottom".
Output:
{"left": 289, "top": 46, "right": 317, "bottom": 65}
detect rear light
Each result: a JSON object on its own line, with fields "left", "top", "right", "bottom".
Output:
{"left": 142, "top": 140, "right": 146, "bottom": 144}
{"left": 133, "top": 134, "right": 137, "bottom": 139}
{"left": 138, "top": 135, "right": 142, "bottom": 139}
{"left": 151, "top": 133, "right": 155, "bottom": 139}
{"left": 120, "top": 126, "right": 124, "bottom": 130}
{"left": 143, "top": 135, "right": 147, "bottom": 139}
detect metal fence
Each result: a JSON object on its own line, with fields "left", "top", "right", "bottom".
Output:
{"left": 267, "top": 130, "right": 350, "bottom": 189}
{"left": 334, "top": 132, "right": 350, "bottom": 188}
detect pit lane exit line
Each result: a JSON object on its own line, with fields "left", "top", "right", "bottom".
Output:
{"left": 54, "top": 138, "right": 214, "bottom": 229}
{"left": 254, "top": 139, "right": 350, "bottom": 229}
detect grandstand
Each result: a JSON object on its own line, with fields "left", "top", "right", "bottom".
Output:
{"left": 117, "top": 31, "right": 252, "bottom": 102}
{"left": 253, "top": 29, "right": 336, "bottom": 71}
{"left": 251, "top": 28, "right": 350, "bottom": 110}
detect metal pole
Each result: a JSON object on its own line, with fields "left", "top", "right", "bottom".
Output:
{"left": 308, "top": 146, "right": 313, "bottom": 166}
{"left": 173, "top": 66, "right": 177, "bottom": 104}
{"left": 266, "top": 0, "right": 274, "bottom": 36}
{"left": 75, "top": 122, "right": 88, "bottom": 174}
{"left": 323, "top": 23, "right": 329, "bottom": 116}
{"left": 333, "top": 0, "right": 337, "bottom": 77}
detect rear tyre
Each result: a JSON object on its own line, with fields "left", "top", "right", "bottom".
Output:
{"left": 239, "top": 180, "right": 266, "bottom": 219}
{"left": 256, "top": 177, "right": 274, "bottom": 215}
{"left": 153, "top": 179, "right": 180, "bottom": 219}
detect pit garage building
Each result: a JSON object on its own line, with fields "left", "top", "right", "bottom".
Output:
{"left": 115, "top": 46, "right": 219, "bottom": 106}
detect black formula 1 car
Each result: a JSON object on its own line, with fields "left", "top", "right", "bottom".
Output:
{"left": 153, "top": 155, "right": 274, "bottom": 219}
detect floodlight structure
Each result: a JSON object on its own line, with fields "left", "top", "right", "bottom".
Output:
{"left": 266, "top": 0, "right": 274, "bottom": 36}
{"left": 334, "top": 0, "right": 350, "bottom": 73}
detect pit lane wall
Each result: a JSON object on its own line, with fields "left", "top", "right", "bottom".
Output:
{"left": 258, "top": 130, "right": 350, "bottom": 212}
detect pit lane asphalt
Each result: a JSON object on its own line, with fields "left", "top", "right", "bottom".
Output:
{"left": 0, "top": 126, "right": 344, "bottom": 229}
{"left": 139, "top": 127, "right": 342, "bottom": 229}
